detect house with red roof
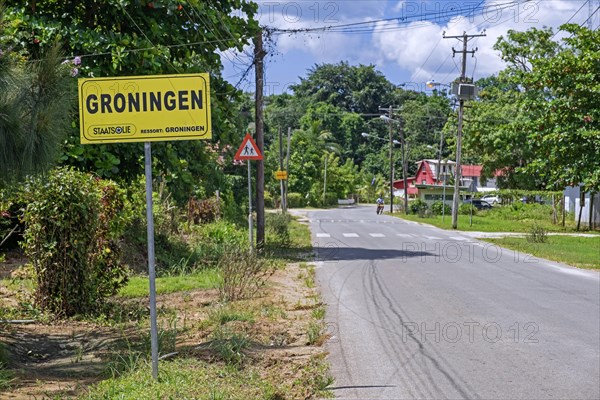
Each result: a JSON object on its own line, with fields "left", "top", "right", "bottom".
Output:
{"left": 393, "top": 159, "right": 498, "bottom": 204}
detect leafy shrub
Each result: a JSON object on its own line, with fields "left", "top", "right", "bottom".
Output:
{"left": 220, "top": 190, "right": 246, "bottom": 225}
{"left": 287, "top": 192, "right": 306, "bottom": 208}
{"left": 493, "top": 203, "right": 552, "bottom": 222}
{"left": 459, "top": 203, "right": 477, "bottom": 215}
{"left": 21, "top": 168, "right": 131, "bottom": 317}
{"left": 527, "top": 224, "right": 548, "bottom": 243}
{"left": 264, "top": 191, "right": 274, "bottom": 209}
{"left": 266, "top": 212, "right": 291, "bottom": 245}
{"left": 409, "top": 199, "right": 428, "bottom": 214}
{"left": 430, "top": 201, "right": 451, "bottom": 215}
{"left": 187, "top": 196, "right": 219, "bottom": 225}
{"left": 192, "top": 221, "right": 247, "bottom": 267}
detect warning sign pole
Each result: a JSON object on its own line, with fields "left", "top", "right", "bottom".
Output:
{"left": 234, "top": 133, "right": 262, "bottom": 251}
{"left": 247, "top": 160, "right": 254, "bottom": 253}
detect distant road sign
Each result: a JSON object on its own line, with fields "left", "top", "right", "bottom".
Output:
{"left": 234, "top": 134, "right": 263, "bottom": 160}
{"left": 78, "top": 73, "right": 211, "bottom": 144}
{"left": 275, "top": 170, "right": 288, "bottom": 180}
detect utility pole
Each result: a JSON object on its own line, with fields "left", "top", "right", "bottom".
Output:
{"left": 284, "top": 127, "right": 291, "bottom": 213}
{"left": 387, "top": 107, "right": 394, "bottom": 214}
{"left": 278, "top": 127, "right": 285, "bottom": 213}
{"left": 443, "top": 30, "right": 485, "bottom": 229}
{"left": 254, "top": 29, "right": 265, "bottom": 248}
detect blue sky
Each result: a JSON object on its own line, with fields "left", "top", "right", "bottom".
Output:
{"left": 222, "top": 0, "right": 598, "bottom": 95}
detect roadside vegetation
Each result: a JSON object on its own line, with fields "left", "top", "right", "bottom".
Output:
{"left": 0, "top": 168, "right": 331, "bottom": 398}
{"left": 484, "top": 236, "right": 600, "bottom": 270}
{"left": 398, "top": 200, "right": 585, "bottom": 233}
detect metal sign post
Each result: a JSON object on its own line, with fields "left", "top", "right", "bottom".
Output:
{"left": 234, "top": 133, "right": 263, "bottom": 251}
{"left": 247, "top": 160, "right": 254, "bottom": 252}
{"left": 144, "top": 142, "right": 159, "bottom": 380}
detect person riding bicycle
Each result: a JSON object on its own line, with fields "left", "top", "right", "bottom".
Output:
{"left": 376, "top": 195, "right": 384, "bottom": 214}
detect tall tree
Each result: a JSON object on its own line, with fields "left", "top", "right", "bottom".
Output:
{"left": 0, "top": 41, "right": 74, "bottom": 185}
{"left": 524, "top": 24, "right": 600, "bottom": 192}
{"left": 464, "top": 25, "right": 598, "bottom": 192}
{"left": 1, "top": 0, "right": 260, "bottom": 202}
{"left": 290, "top": 62, "right": 397, "bottom": 114}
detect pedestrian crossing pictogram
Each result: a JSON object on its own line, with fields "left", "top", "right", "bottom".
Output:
{"left": 234, "top": 133, "right": 263, "bottom": 160}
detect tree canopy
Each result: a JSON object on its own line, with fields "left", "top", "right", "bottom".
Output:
{"left": 463, "top": 24, "right": 599, "bottom": 192}
{"left": 1, "top": 0, "right": 260, "bottom": 203}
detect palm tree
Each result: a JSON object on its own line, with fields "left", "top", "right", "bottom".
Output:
{"left": 0, "top": 42, "right": 74, "bottom": 185}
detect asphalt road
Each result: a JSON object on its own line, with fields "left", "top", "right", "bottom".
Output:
{"left": 306, "top": 205, "right": 600, "bottom": 400}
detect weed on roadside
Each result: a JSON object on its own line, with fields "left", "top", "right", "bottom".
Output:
{"left": 527, "top": 224, "right": 548, "bottom": 243}
{"left": 210, "top": 326, "right": 250, "bottom": 367}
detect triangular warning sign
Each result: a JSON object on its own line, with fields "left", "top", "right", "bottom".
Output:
{"left": 234, "top": 133, "right": 263, "bottom": 161}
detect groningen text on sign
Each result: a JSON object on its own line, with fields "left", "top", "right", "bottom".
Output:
{"left": 78, "top": 73, "right": 211, "bottom": 144}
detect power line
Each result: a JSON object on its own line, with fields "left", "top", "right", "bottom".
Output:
{"left": 551, "top": 0, "right": 589, "bottom": 39}
{"left": 267, "top": 1, "right": 520, "bottom": 35}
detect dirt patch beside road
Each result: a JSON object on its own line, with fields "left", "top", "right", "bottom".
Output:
{"left": 0, "top": 261, "right": 330, "bottom": 399}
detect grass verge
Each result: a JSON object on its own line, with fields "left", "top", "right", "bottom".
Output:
{"left": 118, "top": 269, "right": 221, "bottom": 298}
{"left": 484, "top": 236, "right": 600, "bottom": 269}
{"left": 397, "top": 211, "right": 585, "bottom": 233}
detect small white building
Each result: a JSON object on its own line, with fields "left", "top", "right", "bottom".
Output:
{"left": 564, "top": 185, "right": 600, "bottom": 228}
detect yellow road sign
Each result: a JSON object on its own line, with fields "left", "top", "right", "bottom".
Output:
{"left": 78, "top": 73, "right": 211, "bottom": 144}
{"left": 275, "top": 170, "right": 288, "bottom": 180}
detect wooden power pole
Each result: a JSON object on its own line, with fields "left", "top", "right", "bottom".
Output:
{"left": 254, "top": 30, "right": 266, "bottom": 248}
{"left": 443, "top": 31, "right": 486, "bottom": 229}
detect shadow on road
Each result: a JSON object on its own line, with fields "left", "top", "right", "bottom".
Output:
{"left": 314, "top": 245, "right": 433, "bottom": 262}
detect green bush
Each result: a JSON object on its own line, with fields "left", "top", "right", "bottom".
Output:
{"left": 527, "top": 224, "right": 548, "bottom": 243}
{"left": 192, "top": 221, "right": 247, "bottom": 266}
{"left": 430, "top": 201, "right": 451, "bottom": 215}
{"left": 322, "top": 193, "right": 338, "bottom": 207}
{"left": 409, "top": 199, "right": 428, "bottom": 214}
{"left": 459, "top": 203, "right": 477, "bottom": 215}
{"left": 220, "top": 190, "right": 246, "bottom": 225}
{"left": 287, "top": 192, "right": 306, "bottom": 208}
{"left": 264, "top": 191, "right": 274, "bottom": 209}
{"left": 266, "top": 212, "right": 291, "bottom": 245}
{"left": 21, "top": 168, "right": 131, "bottom": 317}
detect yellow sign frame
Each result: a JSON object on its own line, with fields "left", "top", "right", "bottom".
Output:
{"left": 78, "top": 73, "right": 211, "bottom": 144}
{"left": 275, "top": 170, "right": 288, "bottom": 180}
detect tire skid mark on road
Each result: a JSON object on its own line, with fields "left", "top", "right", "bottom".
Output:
{"left": 369, "top": 263, "right": 481, "bottom": 400}
{"left": 365, "top": 261, "right": 438, "bottom": 399}
{"left": 328, "top": 261, "right": 365, "bottom": 391}
{"left": 361, "top": 261, "right": 423, "bottom": 399}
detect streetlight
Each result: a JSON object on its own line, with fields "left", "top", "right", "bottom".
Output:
{"left": 379, "top": 115, "right": 409, "bottom": 215}
{"left": 426, "top": 80, "right": 452, "bottom": 89}
{"left": 361, "top": 132, "right": 400, "bottom": 214}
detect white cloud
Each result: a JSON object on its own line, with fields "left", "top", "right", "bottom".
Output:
{"left": 370, "top": 0, "right": 590, "bottom": 83}
{"left": 221, "top": 0, "right": 593, "bottom": 92}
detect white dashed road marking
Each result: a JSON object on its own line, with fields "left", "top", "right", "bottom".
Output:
{"left": 316, "top": 233, "right": 330, "bottom": 238}
{"left": 343, "top": 233, "right": 359, "bottom": 237}
{"left": 369, "top": 233, "right": 386, "bottom": 237}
